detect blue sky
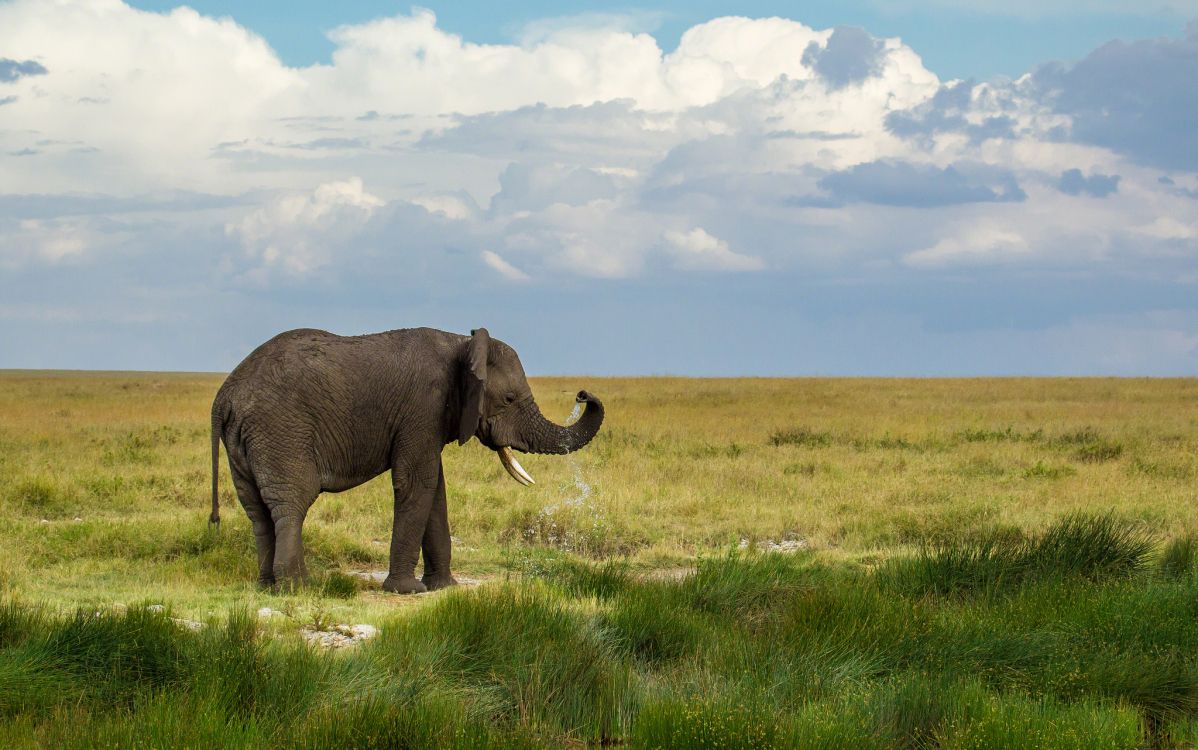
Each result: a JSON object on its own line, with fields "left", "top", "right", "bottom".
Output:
{"left": 123, "top": 1, "right": 1184, "bottom": 80}
{"left": 1, "top": 1, "right": 1196, "bottom": 375}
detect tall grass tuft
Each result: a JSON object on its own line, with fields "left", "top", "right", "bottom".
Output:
{"left": 883, "top": 513, "right": 1153, "bottom": 597}
{"left": 603, "top": 582, "right": 707, "bottom": 663}
{"left": 1159, "top": 537, "right": 1196, "bottom": 579}
{"left": 681, "top": 551, "right": 812, "bottom": 621}
{"left": 512, "top": 550, "right": 631, "bottom": 599}
{"left": 37, "top": 605, "right": 190, "bottom": 702}
{"left": 630, "top": 695, "right": 779, "bottom": 750}
{"left": 370, "top": 582, "right": 631, "bottom": 739}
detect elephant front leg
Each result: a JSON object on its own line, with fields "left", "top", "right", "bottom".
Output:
{"left": 382, "top": 464, "right": 437, "bottom": 595}
{"left": 421, "top": 461, "right": 457, "bottom": 591}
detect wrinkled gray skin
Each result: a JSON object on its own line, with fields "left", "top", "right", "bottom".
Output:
{"left": 209, "top": 327, "right": 603, "bottom": 594}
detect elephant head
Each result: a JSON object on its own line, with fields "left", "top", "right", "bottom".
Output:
{"left": 456, "top": 328, "right": 604, "bottom": 484}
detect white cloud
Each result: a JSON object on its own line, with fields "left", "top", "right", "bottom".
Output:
{"left": 904, "top": 225, "right": 1030, "bottom": 267}
{"left": 1, "top": 2, "right": 1197, "bottom": 376}
{"left": 227, "top": 178, "right": 382, "bottom": 278}
{"left": 410, "top": 194, "right": 476, "bottom": 221}
{"left": 0, "top": 218, "right": 92, "bottom": 267}
{"left": 1135, "top": 217, "right": 1198, "bottom": 241}
{"left": 481, "top": 250, "right": 530, "bottom": 281}
{"left": 664, "top": 228, "right": 765, "bottom": 271}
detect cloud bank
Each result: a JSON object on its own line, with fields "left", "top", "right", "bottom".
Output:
{"left": 0, "top": 1, "right": 1195, "bottom": 374}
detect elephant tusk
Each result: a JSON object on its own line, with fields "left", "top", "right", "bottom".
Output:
{"left": 498, "top": 446, "right": 535, "bottom": 486}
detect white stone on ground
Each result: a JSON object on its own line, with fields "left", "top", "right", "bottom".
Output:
{"left": 737, "top": 537, "right": 809, "bottom": 553}
{"left": 301, "top": 623, "right": 379, "bottom": 649}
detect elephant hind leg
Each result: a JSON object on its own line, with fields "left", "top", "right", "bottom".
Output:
{"left": 230, "top": 464, "right": 276, "bottom": 587}
{"left": 260, "top": 469, "right": 320, "bottom": 589}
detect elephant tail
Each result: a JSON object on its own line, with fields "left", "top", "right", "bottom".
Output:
{"left": 209, "top": 402, "right": 224, "bottom": 528}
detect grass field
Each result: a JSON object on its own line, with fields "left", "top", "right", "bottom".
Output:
{"left": 2, "top": 372, "right": 1197, "bottom": 747}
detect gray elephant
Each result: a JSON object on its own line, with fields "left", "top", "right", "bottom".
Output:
{"left": 208, "top": 327, "right": 603, "bottom": 594}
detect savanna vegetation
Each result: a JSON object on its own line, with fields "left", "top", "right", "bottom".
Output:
{"left": 1, "top": 371, "right": 1197, "bottom": 747}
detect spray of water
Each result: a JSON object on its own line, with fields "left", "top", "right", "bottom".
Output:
{"left": 523, "top": 398, "right": 602, "bottom": 554}
{"left": 560, "top": 401, "right": 592, "bottom": 508}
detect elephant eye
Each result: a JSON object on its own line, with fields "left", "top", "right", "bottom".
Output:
{"left": 503, "top": 392, "right": 516, "bottom": 404}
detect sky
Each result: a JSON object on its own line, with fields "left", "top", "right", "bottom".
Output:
{"left": 1, "top": 1, "right": 1196, "bottom": 375}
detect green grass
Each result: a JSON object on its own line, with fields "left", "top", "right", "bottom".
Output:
{"left": 3, "top": 372, "right": 1198, "bottom": 746}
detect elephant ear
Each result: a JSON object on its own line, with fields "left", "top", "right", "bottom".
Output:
{"left": 457, "top": 328, "right": 489, "bottom": 445}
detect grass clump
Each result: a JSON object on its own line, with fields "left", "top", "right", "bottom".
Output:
{"left": 681, "top": 551, "right": 812, "bottom": 621}
{"left": 1021, "top": 461, "right": 1076, "bottom": 480}
{"left": 8, "top": 477, "right": 76, "bottom": 518}
{"left": 603, "top": 583, "right": 707, "bottom": 663}
{"left": 630, "top": 695, "right": 778, "bottom": 750}
{"left": 955, "top": 426, "right": 1045, "bottom": 444}
{"left": 319, "top": 571, "right": 360, "bottom": 599}
{"left": 502, "top": 505, "right": 647, "bottom": 558}
{"left": 884, "top": 513, "right": 1153, "bottom": 597}
{"left": 769, "top": 427, "right": 833, "bottom": 448}
{"left": 508, "top": 548, "right": 632, "bottom": 599}
{"left": 1053, "top": 428, "right": 1124, "bottom": 463}
{"left": 1160, "top": 537, "right": 1197, "bottom": 579}
{"left": 372, "top": 582, "right": 631, "bottom": 739}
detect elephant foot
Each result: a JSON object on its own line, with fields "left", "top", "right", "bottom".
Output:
{"left": 382, "top": 574, "right": 428, "bottom": 595}
{"left": 271, "top": 579, "right": 306, "bottom": 594}
{"left": 257, "top": 575, "right": 276, "bottom": 589}
{"left": 421, "top": 572, "right": 458, "bottom": 591}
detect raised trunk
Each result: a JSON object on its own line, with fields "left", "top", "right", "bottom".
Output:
{"left": 520, "top": 390, "right": 604, "bottom": 455}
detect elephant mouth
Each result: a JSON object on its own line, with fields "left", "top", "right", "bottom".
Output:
{"left": 497, "top": 445, "right": 535, "bottom": 486}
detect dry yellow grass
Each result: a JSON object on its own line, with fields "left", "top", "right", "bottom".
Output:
{"left": 1, "top": 371, "right": 1195, "bottom": 621}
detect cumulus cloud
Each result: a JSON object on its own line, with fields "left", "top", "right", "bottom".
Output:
{"left": 1032, "top": 24, "right": 1198, "bottom": 169}
{"left": 227, "top": 178, "right": 382, "bottom": 279}
{"left": 801, "top": 26, "right": 885, "bottom": 89}
{"left": 663, "top": 228, "right": 765, "bottom": 271}
{"left": 817, "top": 161, "right": 1025, "bottom": 206}
{"left": 904, "top": 225, "right": 1030, "bottom": 267}
{"left": 481, "top": 250, "right": 530, "bottom": 281}
{"left": 0, "top": 2, "right": 1196, "bottom": 373}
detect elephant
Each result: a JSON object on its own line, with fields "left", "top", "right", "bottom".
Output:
{"left": 208, "top": 326, "right": 604, "bottom": 594}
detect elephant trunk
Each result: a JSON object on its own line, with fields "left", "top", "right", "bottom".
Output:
{"left": 520, "top": 390, "right": 604, "bottom": 455}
